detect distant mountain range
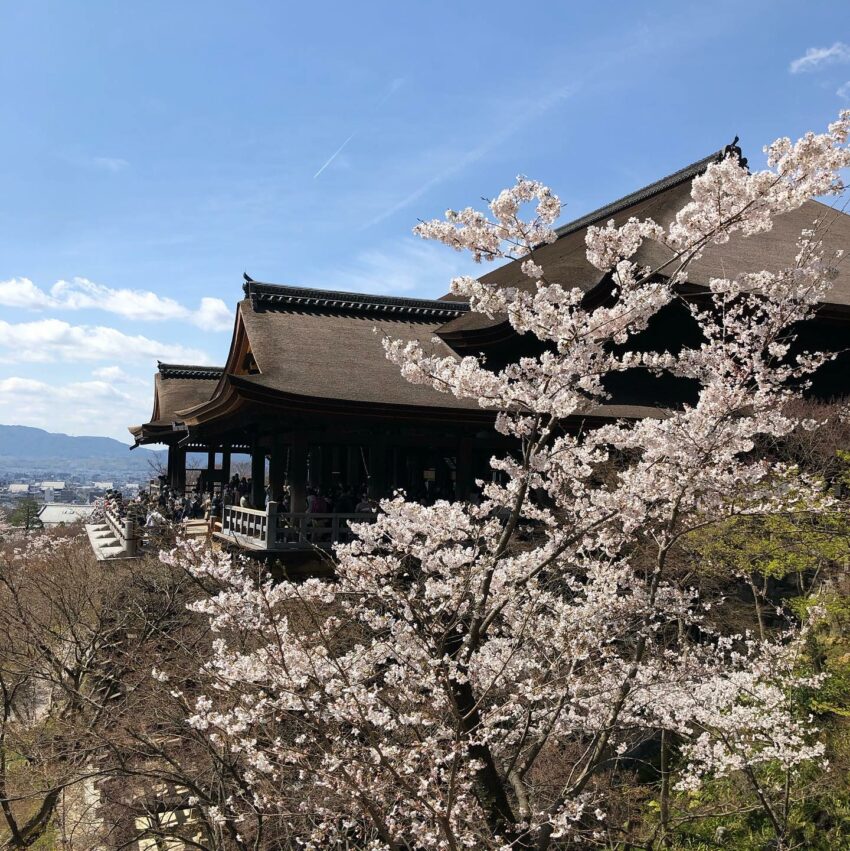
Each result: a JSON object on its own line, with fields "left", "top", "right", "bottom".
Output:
{"left": 0, "top": 425, "right": 163, "bottom": 473}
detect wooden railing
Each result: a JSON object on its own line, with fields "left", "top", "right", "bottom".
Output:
{"left": 219, "top": 502, "right": 375, "bottom": 550}
{"left": 221, "top": 505, "right": 270, "bottom": 543}
{"left": 274, "top": 512, "right": 374, "bottom": 549}
{"left": 104, "top": 505, "right": 140, "bottom": 557}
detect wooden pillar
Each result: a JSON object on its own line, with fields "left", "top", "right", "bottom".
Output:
{"left": 169, "top": 446, "right": 186, "bottom": 492}
{"left": 268, "top": 437, "right": 286, "bottom": 503}
{"left": 392, "top": 446, "right": 403, "bottom": 491}
{"left": 346, "top": 445, "right": 360, "bottom": 491}
{"left": 368, "top": 443, "right": 386, "bottom": 500}
{"left": 435, "top": 450, "right": 449, "bottom": 498}
{"left": 331, "top": 445, "right": 342, "bottom": 487}
{"left": 456, "top": 437, "right": 473, "bottom": 500}
{"left": 221, "top": 449, "right": 231, "bottom": 483}
{"left": 206, "top": 450, "right": 216, "bottom": 492}
{"left": 406, "top": 449, "right": 424, "bottom": 499}
{"left": 307, "top": 447, "right": 319, "bottom": 489}
{"left": 320, "top": 446, "right": 334, "bottom": 493}
{"left": 251, "top": 447, "right": 266, "bottom": 509}
{"left": 289, "top": 434, "right": 308, "bottom": 513}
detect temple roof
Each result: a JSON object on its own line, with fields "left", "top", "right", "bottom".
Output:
{"left": 179, "top": 290, "right": 482, "bottom": 422}
{"left": 553, "top": 150, "right": 726, "bottom": 240}
{"left": 129, "top": 362, "right": 223, "bottom": 442}
{"left": 243, "top": 279, "right": 471, "bottom": 320}
{"left": 130, "top": 146, "right": 850, "bottom": 439}
{"left": 157, "top": 363, "right": 224, "bottom": 381}
{"left": 438, "top": 147, "right": 850, "bottom": 338}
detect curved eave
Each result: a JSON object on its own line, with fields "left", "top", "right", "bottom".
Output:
{"left": 436, "top": 275, "right": 616, "bottom": 353}
{"left": 180, "top": 375, "right": 668, "bottom": 433}
{"left": 187, "top": 306, "right": 249, "bottom": 406}
{"left": 181, "top": 374, "right": 495, "bottom": 426}
{"left": 129, "top": 421, "right": 186, "bottom": 446}
{"left": 436, "top": 317, "right": 515, "bottom": 351}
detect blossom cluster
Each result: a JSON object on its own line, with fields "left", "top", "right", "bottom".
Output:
{"left": 174, "top": 115, "right": 850, "bottom": 849}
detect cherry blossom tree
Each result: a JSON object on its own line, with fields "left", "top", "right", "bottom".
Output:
{"left": 175, "top": 114, "right": 850, "bottom": 850}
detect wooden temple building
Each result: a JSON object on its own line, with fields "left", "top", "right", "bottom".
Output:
{"left": 128, "top": 145, "right": 850, "bottom": 555}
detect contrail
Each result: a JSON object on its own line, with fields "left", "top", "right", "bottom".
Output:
{"left": 313, "top": 79, "right": 405, "bottom": 179}
{"left": 313, "top": 132, "right": 357, "bottom": 179}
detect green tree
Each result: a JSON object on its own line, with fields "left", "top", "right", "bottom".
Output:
{"left": 8, "top": 499, "right": 42, "bottom": 533}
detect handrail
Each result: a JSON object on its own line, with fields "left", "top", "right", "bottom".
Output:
{"left": 224, "top": 505, "right": 267, "bottom": 516}
{"left": 104, "top": 505, "right": 139, "bottom": 557}
{"left": 219, "top": 504, "right": 376, "bottom": 550}
{"left": 275, "top": 511, "right": 375, "bottom": 550}
{"left": 221, "top": 504, "right": 270, "bottom": 544}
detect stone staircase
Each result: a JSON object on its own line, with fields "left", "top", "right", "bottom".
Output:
{"left": 85, "top": 507, "right": 140, "bottom": 561}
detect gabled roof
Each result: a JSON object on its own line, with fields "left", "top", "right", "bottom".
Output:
{"left": 553, "top": 149, "right": 727, "bottom": 239}
{"left": 180, "top": 285, "right": 484, "bottom": 425}
{"left": 437, "top": 145, "right": 850, "bottom": 339}
{"left": 129, "top": 362, "right": 224, "bottom": 443}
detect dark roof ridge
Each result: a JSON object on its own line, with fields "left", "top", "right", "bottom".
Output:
{"left": 157, "top": 363, "right": 224, "bottom": 379}
{"left": 242, "top": 280, "right": 471, "bottom": 319}
{"left": 554, "top": 147, "right": 731, "bottom": 239}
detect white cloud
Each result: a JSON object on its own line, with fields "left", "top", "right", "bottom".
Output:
{"left": 790, "top": 42, "right": 850, "bottom": 73}
{"left": 91, "top": 156, "right": 129, "bottom": 172}
{"left": 91, "top": 365, "right": 147, "bottom": 386}
{"left": 0, "top": 376, "right": 150, "bottom": 442}
{"left": 194, "top": 297, "right": 234, "bottom": 331}
{"left": 92, "top": 365, "right": 131, "bottom": 381}
{"left": 0, "top": 277, "right": 233, "bottom": 331}
{"left": 0, "top": 278, "right": 55, "bottom": 309}
{"left": 0, "top": 318, "right": 210, "bottom": 364}
{"left": 838, "top": 81, "right": 850, "bottom": 100}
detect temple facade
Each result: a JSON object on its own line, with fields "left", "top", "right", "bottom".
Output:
{"left": 128, "top": 145, "right": 850, "bottom": 556}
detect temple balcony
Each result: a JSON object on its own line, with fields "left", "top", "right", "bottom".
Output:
{"left": 214, "top": 502, "right": 375, "bottom": 552}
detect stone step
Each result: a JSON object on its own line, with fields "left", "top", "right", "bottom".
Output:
{"left": 84, "top": 524, "right": 140, "bottom": 561}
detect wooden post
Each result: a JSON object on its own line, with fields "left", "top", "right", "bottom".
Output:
{"left": 456, "top": 437, "right": 473, "bottom": 500}
{"left": 321, "top": 446, "right": 334, "bottom": 493}
{"left": 169, "top": 446, "right": 186, "bottom": 492}
{"left": 392, "top": 446, "right": 402, "bottom": 491}
{"left": 251, "top": 447, "right": 266, "bottom": 509}
{"left": 207, "top": 450, "right": 216, "bottom": 492}
{"left": 368, "top": 443, "right": 386, "bottom": 500}
{"left": 406, "top": 449, "right": 423, "bottom": 499}
{"left": 268, "top": 437, "right": 286, "bottom": 502}
{"left": 346, "top": 445, "right": 360, "bottom": 491}
{"left": 331, "top": 445, "right": 342, "bottom": 486}
{"left": 307, "top": 447, "right": 319, "bottom": 489}
{"left": 266, "top": 500, "right": 278, "bottom": 549}
{"left": 221, "top": 448, "right": 231, "bottom": 484}
{"left": 289, "top": 434, "right": 308, "bottom": 513}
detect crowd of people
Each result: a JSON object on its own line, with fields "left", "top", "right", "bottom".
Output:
{"left": 100, "top": 486, "right": 211, "bottom": 532}
{"left": 101, "top": 475, "right": 384, "bottom": 535}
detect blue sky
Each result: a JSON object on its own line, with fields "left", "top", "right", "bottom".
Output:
{"left": 0, "top": 0, "right": 848, "bottom": 440}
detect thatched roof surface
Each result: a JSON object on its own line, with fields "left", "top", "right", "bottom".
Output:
{"left": 236, "top": 292, "right": 480, "bottom": 410}
{"left": 438, "top": 152, "right": 850, "bottom": 337}
{"left": 152, "top": 372, "right": 222, "bottom": 423}
{"left": 172, "top": 286, "right": 666, "bottom": 425}
{"left": 129, "top": 363, "right": 223, "bottom": 441}
{"left": 130, "top": 148, "right": 850, "bottom": 436}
